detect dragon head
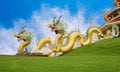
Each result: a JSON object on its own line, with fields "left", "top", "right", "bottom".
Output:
{"left": 14, "top": 32, "right": 27, "bottom": 41}
{"left": 14, "top": 26, "right": 29, "bottom": 41}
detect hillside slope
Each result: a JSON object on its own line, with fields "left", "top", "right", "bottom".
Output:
{"left": 0, "top": 37, "right": 120, "bottom": 72}
{"left": 63, "top": 37, "right": 120, "bottom": 56}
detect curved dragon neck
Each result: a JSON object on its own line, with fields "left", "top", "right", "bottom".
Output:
{"left": 52, "top": 34, "right": 69, "bottom": 52}
{"left": 60, "top": 32, "right": 83, "bottom": 52}
{"left": 81, "top": 27, "right": 102, "bottom": 46}
{"left": 36, "top": 37, "right": 52, "bottom": 51}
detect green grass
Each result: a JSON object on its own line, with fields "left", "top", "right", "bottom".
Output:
{"left": 0, "top": 38, "right": 120, "bottom": 72}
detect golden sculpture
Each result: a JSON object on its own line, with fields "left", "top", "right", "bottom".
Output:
{"left": 14, "top": 26, "right": 32, "bottom": 54}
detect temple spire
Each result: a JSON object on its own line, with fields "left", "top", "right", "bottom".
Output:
{"left": 90, "top": 17, "right": 93, "bottom": 27}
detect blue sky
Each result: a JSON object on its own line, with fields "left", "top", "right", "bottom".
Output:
{"left": 0, "top": 0, "right": 113, "bottom": 28}
{"left": 0, "top": 0, "right": 115, "bottom": 55}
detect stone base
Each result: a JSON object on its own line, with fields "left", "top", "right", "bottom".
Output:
{"left": 16, "top": 52, "right": 48, "bottom": 57}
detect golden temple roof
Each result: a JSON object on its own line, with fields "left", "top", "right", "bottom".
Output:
{"left": 114, "top": 0, "right": 120, "bottom": 6}
{"left": 99, "top": 21, "right": 120, "bottom": 32}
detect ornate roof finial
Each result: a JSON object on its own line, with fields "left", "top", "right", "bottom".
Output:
{"left": 90, "top": 17, "right": 93, "bottom": 27}
{"left": 103, "top": 10, "right": 108, "bottom": 15}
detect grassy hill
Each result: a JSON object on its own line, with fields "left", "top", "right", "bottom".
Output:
{"left": 0, "top": 37, "right": 120, "bottom": 72}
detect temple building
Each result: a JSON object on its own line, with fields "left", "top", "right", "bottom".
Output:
{"left": 99, "top": 0, "right": 120, "bottom": 33}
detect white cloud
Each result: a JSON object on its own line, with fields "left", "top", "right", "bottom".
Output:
{"left": 0, "top": 28, "right": 18, "bottom": 55}
{"left": 0, "top": 4, "right": 103, "bottom": 55}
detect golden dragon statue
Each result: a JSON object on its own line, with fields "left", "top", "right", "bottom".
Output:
{"left": 14, "top": 26, "right": 32, "bottom": 54}
{"left": 13, "top": 16, "right": 114, "bottom": 56}
{"left": 36, "top": 27, "right": 104, "bottom": 56}
{"left": 35, "top": 16, "right": 113, "bottom": 57}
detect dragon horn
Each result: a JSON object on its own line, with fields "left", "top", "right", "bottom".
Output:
{"left": 56, "top": 15, "right": 62, "bottom": 24}
{"left": 21, "top": 25, "right": 27, "bottom": 32}
{"left": 52, "top": 16, "right": 56, "bottom": 23}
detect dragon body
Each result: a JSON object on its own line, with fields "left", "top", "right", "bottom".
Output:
{"left": 36, "top": 27, "right": 103, "bottom": 56}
